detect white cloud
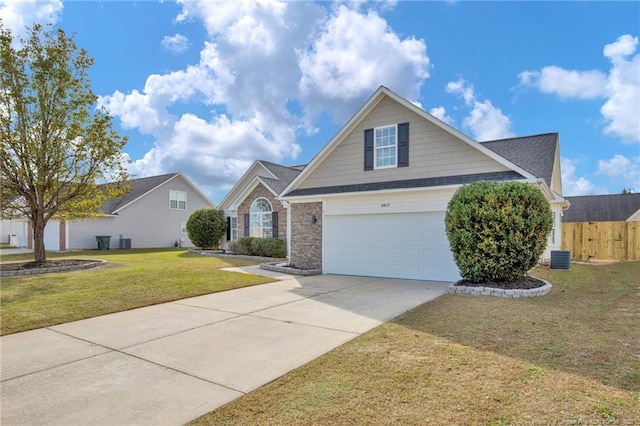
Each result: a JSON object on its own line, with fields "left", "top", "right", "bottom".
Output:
{"left": 161, "top": 34, "right": 190, "bottom": 54}
{"left": 597, "top": 154, "right": 640, "bottom": 191}
{"left": 561, "top": 157, "right": 606, "bottom": 196}
{"left": 445, "top": 79, "right": 514, "bottom": 141}
{"left": 99, "top": 0, "right": 429, "bottom": 200}
{"left": 298, "top": 4, "right": 429, "bottom": 124}
{"left": 429, "top": 106, "right": 453, "bottom": 125}
{"left": 517, "top": 66, "right": 607, "bottom": 99}
{"left": 0, "top": 0, "right": 63, "bottom": 39}
{"left": 601, "top": 35, "right": 640, "bottom": 143}
{"left": 519, "top": 34, "right": 640, "bottom": 143}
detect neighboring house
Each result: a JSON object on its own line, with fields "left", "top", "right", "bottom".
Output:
{"left": 4, "top": 173, "right": 215, "bottom": 251}
{"left": 562, "top": 193, "right": 640, "bottom": 222}
{"left": 276, "top": 86, "right": 567, "bottom": 282}
{"left": 218, "top": 161, "right": 304, "bottom": 251}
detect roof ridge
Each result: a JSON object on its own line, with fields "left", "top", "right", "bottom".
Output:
{"left": 480, "top": 132, "right": 558, "bottom": 144}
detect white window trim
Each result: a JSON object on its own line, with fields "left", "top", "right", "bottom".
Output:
{"left": 170, "top": 190, "right": 187, "bottom": 210}
{"left": 250, "top": 197, "right": 273, "bottom": 238}
{"left": 180, "top": 222, "right": 188, "bottom": 234}
{"left": 373, "top": 124, "right": 398, "bottom": 170}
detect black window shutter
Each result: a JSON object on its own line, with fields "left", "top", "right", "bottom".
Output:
{"left": 243, "top": 213, "right": 250, "bottom": 236}
{"left": 398, "top": 122, "right": 409, "bottom": 167}
{"left": 226, "top": 217, "right": 231, "bottom": 241}
{"left": 364, "top": 128, "right": 374, "bottom": 171}
{"left": 272, "top": 211, "right": 279, "bottom": 238}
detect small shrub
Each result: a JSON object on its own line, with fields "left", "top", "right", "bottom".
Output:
{"left": 227, "top": 241, "right": 239, "bottom": 254}
{"left": 232, "top": 236, "right": 286, "bottom": 258}
{"left": 445, "top": 181, "right": 552, "bottom": 283}
{"left": 252, "top": 237, "right": 286, "bottom": 258}
{"left": 186, "top": 208, "right": 227, "bottom": 249}
{"left": 236, "top": 236, "right": 256, "bottom": 255}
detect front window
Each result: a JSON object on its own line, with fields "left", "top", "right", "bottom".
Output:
{"left": 170, "top": 190, "right": 187, "bottom": 210}
{"left": 230, "top": 217, "right": 238, "bottom": 241}
{"left": 250, "top": 198, "right": 272, "bottom": 238}
{"left": 548, "top": 211, "right": 558, "bottom": 246}
{"left": 374, "top": 125, "right": 397, "bottom": 169}
{"left": 181, "top": 222, "right": 187, "bottom": 234}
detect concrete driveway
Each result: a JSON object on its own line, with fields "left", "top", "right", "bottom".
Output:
{"left": 0, "top": 266, "right": 449, "bottom": 426}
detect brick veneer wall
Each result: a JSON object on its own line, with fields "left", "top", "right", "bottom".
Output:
{"left": 237, "top": 184, "right": 287, "bottom": 240}
{"left": 289, "top": 202, "right": 322, "bottom": 269}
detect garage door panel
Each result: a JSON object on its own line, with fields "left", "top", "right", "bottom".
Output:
{"left": 324, "top": 213, "right": 460, "bottom": 282}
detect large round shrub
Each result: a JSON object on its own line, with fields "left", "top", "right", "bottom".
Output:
{"left": 445, "top": 181, "right": 552, "bottom": 283}
{"left": 186, "top": 208, "right": 226, "bottom": 249}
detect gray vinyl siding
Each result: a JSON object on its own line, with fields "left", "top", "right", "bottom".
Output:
{"left": 67, "top": 176, "right": 213, "bottom": 249}
{"left": 298, "top": 95, "right": 510, "bottom": 190}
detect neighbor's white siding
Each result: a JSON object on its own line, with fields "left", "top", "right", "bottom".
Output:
{"left": 68, "top": 176, "right": 213, "bottom": 249}
{"left": 298, "top": 95, "right": 510, "bottom": 190}
{"left": 0, "top": 219, "right": 29, "bottom": 246}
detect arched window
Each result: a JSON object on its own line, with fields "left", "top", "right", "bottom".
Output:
{"left": 250, "top": 198, "right": 273, "bottom": 238}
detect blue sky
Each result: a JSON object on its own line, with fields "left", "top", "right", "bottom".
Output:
{"left": 1, "top": 1, "right": 638, "bottom": 203}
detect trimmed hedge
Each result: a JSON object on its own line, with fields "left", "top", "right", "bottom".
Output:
{"left": 445, "top": 181, "right": 553, "bottom": 283}
{"left": 229, "top": 236, "right": 286, "bottom": 258}
{"left": 186, "top": 208, "right": 227, "bottom": 249}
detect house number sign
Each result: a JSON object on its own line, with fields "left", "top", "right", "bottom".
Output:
{"left": 381, "top": 203, "right": 390, "bottom": 208}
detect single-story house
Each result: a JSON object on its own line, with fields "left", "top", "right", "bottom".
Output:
{"left": 276, "top": 86, "right": 567, "bottom": 282}
{"left": 562, "top": 193, "right": 640, "bottom": 222}
{"left": 218, "top": 160, "right": 305, "bottom": 251}
{"left": 0, "top": 172, "right": 215, "bottom": 251}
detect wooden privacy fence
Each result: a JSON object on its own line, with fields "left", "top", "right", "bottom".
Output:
{"left": 561, "top": 221, "right": 640, "bottom": 261}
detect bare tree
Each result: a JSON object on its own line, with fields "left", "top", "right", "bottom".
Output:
{"left": 1, "top": 22, "right": 129, "bottom": 263}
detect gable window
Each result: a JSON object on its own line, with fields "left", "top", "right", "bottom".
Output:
{"left": 364, "top": 122, "right": 409, "bottom": 171}
{"left": 250, "top": 198, "right": 273, "bottom": 238}
{"left": 170, "top": 190, "right": 187, "bottom": 210}
{"left": 375, "top": 125, "right": 397, "bottom": 169}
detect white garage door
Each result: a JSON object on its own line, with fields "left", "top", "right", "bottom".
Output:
{"left": 43, "top": 220, "right": 60, "bottom": 251}
{"left": 324, "top": 212, "right": 460, "bottom": 282}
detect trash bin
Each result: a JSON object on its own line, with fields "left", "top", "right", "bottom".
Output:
{"left": 119, "top": 238, "right": 132, "bottom": 249}
{"left": 550, "top": 250, "right": 571, "bottom": 269}
{"left": 96, "top": 236, "right": 112, "bottom": 250}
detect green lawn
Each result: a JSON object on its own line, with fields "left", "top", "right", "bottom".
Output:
{"left": 192, "top": 262, "right": 640, "bottom": 425}
{"left": 0, "top": 248, "right": 270, "bottom": 335}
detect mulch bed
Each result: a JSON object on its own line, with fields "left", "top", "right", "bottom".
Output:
{"left": 453, "top": 275, "right": 546, "bottom": 290}
{"left": 1, "top": 259, "right": 96, "bottom": 271}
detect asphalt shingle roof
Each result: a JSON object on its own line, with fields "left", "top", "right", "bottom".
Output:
{"left": 562, "top": 193, "right": 640, "bottom": 222}
{"left": 258, "top": 161, "right": 304, "bottom": 195}
{"left": 99, "top": 173, "right": 179, "bottom": 214}
{"left": 285, "top": 171, "right": 525, "bottom": 197}
{"left": 480, "top": 132, "right": 558, "bottom": 187}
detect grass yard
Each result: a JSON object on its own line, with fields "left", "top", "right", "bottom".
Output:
{"left": 192, "top": 262, "right": 640, "bottom": 425}
{"left": 0, "top": 248, "right": 270, "bottom": 335}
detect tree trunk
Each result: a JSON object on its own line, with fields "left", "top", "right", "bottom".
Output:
{"left": 32, "top": 212, "right": 47, "bottom": 264}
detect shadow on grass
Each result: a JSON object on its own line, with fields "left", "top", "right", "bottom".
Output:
{"left": 394, "top": 261, "right": 640, "bottom": 392}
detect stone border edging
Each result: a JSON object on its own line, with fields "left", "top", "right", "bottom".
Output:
{"left": 1, "top": 259, "right": 107, "bottom": 277}
{"left": 448, "top": 277, "right": 552, "bottom": 298}
{"left": 196, "top": 250, "right": 287, "bottom": 263}
{"left": 260, "top": 261, "right": 322, "bottom": 276}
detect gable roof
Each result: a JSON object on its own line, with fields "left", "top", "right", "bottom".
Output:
{"left": 480, "top": 133, "right": 558, "bottom": 188}
{"left": 259, "top": 161, "right": 305, "bottom": 195}
{"left": 217, "top": 160, "right": 304, "bottom": 210}
{"left": 562, "top": 193, "right": 640, "bottom": 222}
{"left": 281, "top": 86, "right": 542, "bottom": 199}
{"left": 100, "top": 172, "right": 213, "bottom": 214}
